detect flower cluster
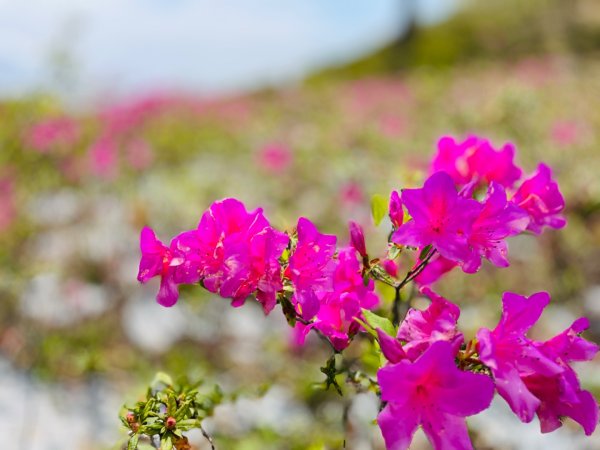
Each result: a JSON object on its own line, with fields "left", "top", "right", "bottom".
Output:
{"left": 477, "top": 292, "right": 598, "bottom": 435}
{"left": 138, "top": 200, "right": 380, "bottom": 350}
{"left": 375, "top": 288, "right": 598, "bottom": 449}
{"left": 138, "top": 198, "right": 289, "bottom": 313}
{"left": 136, "top": 135, "right": 597, "bottom": 450}
{"left": 393, "top": 135, "right": 566, "bottom": 283}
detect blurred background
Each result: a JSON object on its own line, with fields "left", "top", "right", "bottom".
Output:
{"left": 1, "top": 0, "right": 600, "bottom": 448}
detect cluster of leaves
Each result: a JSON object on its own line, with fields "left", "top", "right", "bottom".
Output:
{"left": 120, "top": 372, "right": 223, "bottom": 450}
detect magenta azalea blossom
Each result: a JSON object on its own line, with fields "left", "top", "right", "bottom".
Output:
{"left": 257, "top": 142, "right": 293, "bottom": 173}
{"left": 0, "top": 174, "right": 17, "bottom": 233}
{"left": 462, "top": 182, "right": 530, "bottom": 273}
{"left": 392, "top": 172, "right": 482, "bottom": 264}
{"left": 377, "top": 328, "right": 406, "bottom": 364}
{"left": 174, "top": 198, "right": 287, "bottom": 313}
{"left": 414, "top": 254, "right": 458, "bottom": 286}
{"left": 312, "top": 247, "right": 379, "bottom": 350}
{"left": 378, "top": 340, "right": 494, "bottom": 450}
{"left": 477, "top": 292, "right": 567, "bottom": 422}
{"left": 348, "top": 221, "right": 367, "bottom": 258}
{"left": 88, "top": 135, "right": 119, "bottom": 179}
{"left": 389, "top": 190, "right": 403, "bottom": 228}
{"left": 137, "top": 227, "right": 185, "bottom": 307}
{"left": 382, "top": 258, "right": 399, "bottom": 278}
{"left": 286, "top": 217, "right": 337, "bottom": 319}
{"left": 432, "top": 135, "right": 522, "bottom": 188}
{"left": 523, "top": 317, "right": 599, "bottom": 435}
{"left": 25, "top": 117, "right": 80, "bottom": 153}
{"left": 397, "top": 287, "right": 463, "bottom": 361}
{"left": 238, "top": 227, "right": 289, "bottom": 313}
{"left": 511, "top": 163, "right": 566, "bottom": 234}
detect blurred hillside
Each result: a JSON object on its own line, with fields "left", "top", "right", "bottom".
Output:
{"left": 309, "top": 0, "right": 600, "bottom": 82}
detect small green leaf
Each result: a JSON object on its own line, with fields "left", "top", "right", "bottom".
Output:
{"left": 127, "top": 434, "right": 139, "bottom": 450}
{"left": 369, "top": 264, "right": 397, "bottom": 286}
{"left": 353, "top": 317, "right": 376, "bottom": 338}
{"left": 177, "top": 418, "right": 200, "bottom": 429}
{"left": 161, "top": 436, "right": 172, "bottom": 450}
{"left": 175, "top": 401, "right": 190, "bottom": 421}
{"left": 370, "top": 194, "right": 388, "bottom": 226}
{"left": 362, "top": 309, "right": 396, "bottom": 337}
{"left": 279, "top": 295, "right": 297, "bottom": 326}
{"left": 152, "top": 372, "right": 174, "bottom": 387}
{"left": 320, "top": 354, "right": 342, "bottom": 396}
{"left": 167, "top": 393, "right": 177, "bottom": 415}
{"left": 418, "top": 244, "right": 433, "bottom": 261}
{"left": 388, "top": 244, "right": 402, "bottom": 260}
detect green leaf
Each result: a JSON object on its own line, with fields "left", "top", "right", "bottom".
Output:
{"left": 127, "top": 434, "right": 139, "bottom": 450}
{"left": 320, "top": 354, "right": 342, "bottom": 396}
{"left": 161, "top": 436, "right": 172, "bottom": 450}
{"left": 152, "top": 372, "right": 174, "bottom": 387}
{"left": 175, "top": 401, "right": 190, "bottom": 421}
{"left": 177, "top": 419, "right": 200, "bottom": 430}
{"left": 418, "top": 244, "right": 433, "bottom": 261}
{"left": 279, "top": 295, "right": 297, "bottom": 326}
{"left": 362, "top": 309, "right": 396, "bottom": 337}
{"left": 388, "top": 243, "right": 402, "bottom": 260}
{"left": 370, "top": 194, "right": 388, "bottom": 226}
{"left": 353, "top": 317, "right": 376, "bottom": 338}
{"left": 369, "top": 264, "right": 397, "bottom": 286}
{"left": 167, "top": 393, "right": 177, "bottom": 415}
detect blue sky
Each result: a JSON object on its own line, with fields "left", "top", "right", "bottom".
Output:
{"left": 0, "top": 0, "right": 460, "bottom": 99}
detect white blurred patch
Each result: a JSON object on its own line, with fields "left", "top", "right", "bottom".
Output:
{"left": 122, "top": 289, "right": 186, "bottom": 353}
{"left": 21, "top": 273, "right": 111, "bottom": 326}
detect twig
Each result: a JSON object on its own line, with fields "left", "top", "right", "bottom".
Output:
{"left": 396, "top": 249, "right": 437, "bottom": 291}
{"left": 391, "top": 249, "right": 436, "bottom": 325}
{"left": 200, "top": 425, "right": 216, "bottom": 450}
{"left": 391, "top": 287, "right": 402, "bottom": 326}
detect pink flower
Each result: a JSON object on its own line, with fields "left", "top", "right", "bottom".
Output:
{"left": 286, "top": 217, "right": 337, "bottom": 319}
{"left": 0, "top": 174, "right": 17, "bottom": 233}
{"left": 414, "top": 254, "right": 457, "bottom": 286}
{"left": 397, "top": 287, "right": 463, "bottom": 361}
{"left": 348, "top": 221, "right": 367, "bottom": 258}
{"left": 432, "top": 136, "right": 522, "bottom": 188}
{"left": 25, "top": 117, "right": 79, "bottom": 153}
{"left": 379, "top": 114, "right": 406, "bottom": 137}
{"left": 125, "top": 138, "right": 154, "bottom": 171}
{"left": 392, "top": 172, "right": 482, "bottom": 264}
{"left": 174, "top": 198, "right": 288, "bottom": 313}
{"left": 477, "top": 292, "right": 565, "bottom": 423}
{"left": 550, "top": 120, "right": 581, "bottom": 147}
{"left": 523, "top": 318, "right": 599, "bottom": 435}
{"left": 377, "top": 328, "right": 406, "bottom": 364}
{"left": 377, "top": 340, "right": 494, "bottom": 450}
{"left": 137, "top": 227, "right": 185, "bottom": 307}
{"left": 339, "top": 181, "right": 364, "bottom": 208}
{"left": 88, "top": 135, "right": 119, "bottom": 179}
{"left": 382, "top": 259, "right": 398, "bottom": 278}
{"left": 462, "top": 183, "right": 530, "bottom": 273}
{"left": 511, "top": 163, "right": 566, "bottom": 234}
{"left": 289, "top": 321, "right": 312, "bottom": 349}
{"left": 257, "top": 143, "right": 293, "bottom": 173}
{"left": 312, "top": 247, "right": 379, "bottom": 350}
{"left": 237, "top": 227, "right": 289, "bottom": 313}
{"left": 388, "top": 190, "right": 403, "bottom": 228}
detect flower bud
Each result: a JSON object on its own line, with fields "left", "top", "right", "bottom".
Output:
{"left": 389, "top": 190, "right": 403, "bottom": 228}
{"left": 349, "top": 221, "right": 367, "bottom": 257}
{"left": 166, "top": 416, "right": 177, "bottom": 430}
